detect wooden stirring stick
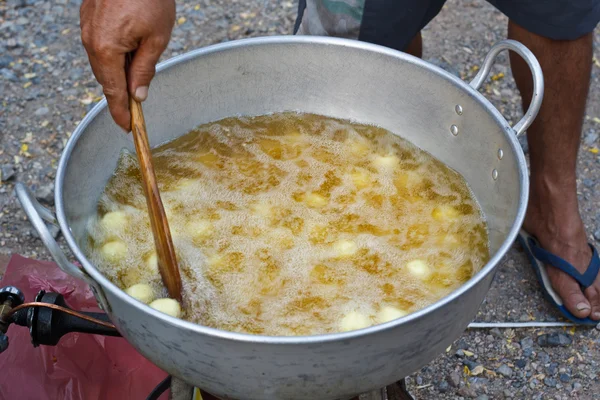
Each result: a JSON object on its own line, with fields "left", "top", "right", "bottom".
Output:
{"left": 127, "top": 54, "right": 182, "bottom": 302}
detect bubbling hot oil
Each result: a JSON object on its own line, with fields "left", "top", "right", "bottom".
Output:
{"left": 86, "top": 113, "right": 490, "bottom": 336}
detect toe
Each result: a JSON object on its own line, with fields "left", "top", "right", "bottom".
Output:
{"left": 548, "top": 268, "right": 591, "bottom": 319}
{"left": 584, "top": 278, "right": 600, "bottom": 320}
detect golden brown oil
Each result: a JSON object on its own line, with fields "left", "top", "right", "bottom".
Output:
{"left": 86, "top": 112, "right": 489, "bottom": 335}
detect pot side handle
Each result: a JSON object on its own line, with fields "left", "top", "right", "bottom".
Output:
{"left": 469, "top": 39, "right": 544, "bottom": 137}
{"left": 15, "top": 183, "right": 110, "bottom": 311}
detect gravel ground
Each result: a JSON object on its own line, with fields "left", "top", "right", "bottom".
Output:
{"left": 1, "top": 0, "right": 599, "bottom": 398}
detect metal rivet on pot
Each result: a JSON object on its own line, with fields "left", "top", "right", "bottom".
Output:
{"left": 455, "top": 105, "right": 463, "bottom": 115}
{"left": 450, "top": 125, "right": 459, "bottom": 136}
{"left": 492, "top": 169, "right": 498, "bottom": 180}
{"left": 498, "top": 149, "right": 504, "bottom": 160}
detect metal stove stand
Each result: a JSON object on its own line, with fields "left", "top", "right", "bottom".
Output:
{"left": 170, "top": 379, "right": 414, "bottom": 400}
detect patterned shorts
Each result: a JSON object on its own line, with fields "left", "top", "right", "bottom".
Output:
{"left": 294, "top": 0, "right": 600, "bottom": 51}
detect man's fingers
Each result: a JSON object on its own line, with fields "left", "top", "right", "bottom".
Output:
{"left": 89, "top": 52, "right": 130, "bottom": 131}
{"left": 105, "top": 86, "right": 131, "bottom": 133}
{"left": 127, "top": 36, "right": 170, "bottom": 102}
{"left": 79, "top": 0, "right": 175, "bottom": 131}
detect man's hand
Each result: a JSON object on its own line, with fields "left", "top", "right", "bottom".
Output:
{"left": 80, "top": 0, "right": 175, "bottom": 131}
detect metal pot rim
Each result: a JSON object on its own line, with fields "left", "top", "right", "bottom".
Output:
{"left": 55, "top": 35, "right": 529, "bottom": 344}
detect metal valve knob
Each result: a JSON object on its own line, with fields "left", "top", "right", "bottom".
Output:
{"left": 0, "top": 286, "right": 26, "bottom": 353}
{"left": 0, "top": 286, "right": 25, "bottom": 307}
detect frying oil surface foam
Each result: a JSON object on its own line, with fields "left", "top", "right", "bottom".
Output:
{"left": 86, "top": 113, "right": 490, "bottom": 335}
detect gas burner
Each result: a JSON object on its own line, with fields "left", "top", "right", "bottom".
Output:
{"left": 0, "top": 286, "right": 415, "bottom": 400}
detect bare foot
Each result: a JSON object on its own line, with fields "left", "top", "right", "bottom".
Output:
{"left": 523, "top": 203, "right": 600, "bottom": 321}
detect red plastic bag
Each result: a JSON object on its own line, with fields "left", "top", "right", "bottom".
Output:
{"left": 0, "top": 255, "right": 169, "bottom": 400}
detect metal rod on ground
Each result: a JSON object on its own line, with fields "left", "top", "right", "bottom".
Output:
{"left": 467, "top": 321, "right": 589, "bottom": 329}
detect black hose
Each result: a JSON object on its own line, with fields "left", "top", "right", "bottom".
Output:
{"left": 146, "top": 375, "right": 172, "bottom": 400}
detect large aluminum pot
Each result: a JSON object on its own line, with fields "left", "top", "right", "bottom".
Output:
{"left": 16, "top": 36, "right": 542, "bottom": 400}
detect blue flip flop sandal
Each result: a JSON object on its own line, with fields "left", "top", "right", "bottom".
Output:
{"left": 518, "top": 230, "right": 600, "bottom": 326}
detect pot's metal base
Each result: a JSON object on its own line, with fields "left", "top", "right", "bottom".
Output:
{"left": 191, "top": 380, "right": 414, "bottom": 400}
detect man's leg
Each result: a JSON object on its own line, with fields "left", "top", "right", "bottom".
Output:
{"left": 404, "top": 33, "right": 423, "bottom": 58}
{"left": 294, "top": 0, "right": 442, "bottom": 55}
{"left": 507, "top": 21, "right": 600, "bottom": 320}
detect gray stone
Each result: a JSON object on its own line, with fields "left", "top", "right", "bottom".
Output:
{"left": 455, "top": 349, "right": 465, "bottom": 357}
{"left": 496, "top": 364, "right": 513, "bottom": 378}
{"left": 559, "top": 373, "right": 570, "bottom": 383}
{"left": 547, "top": 362, "right": 558, "bottom": 376}
{"left": 169, "top": 41, "right": 184, "bottom": 51}
{"left": 448, "top": 371, "right": 461, "bottom": 388}
{"left": 544, "top": 377, "right": 557, "bottom": 387}
{"left": 457, "top": 339, "right": 469, "bottom": 350}
{"left": 537, "top": 351, "right": 550, "bottom": 364}
{"left": 512, "top": 380, "right": 522, "bottom": 388}
{"left": 519, "top": 313, "right": 529, "bottom": 322}
{"left": 572, "top": 382, "right": 582, "bottom": 392}
{"left": 503, "top": 389, "right": 513, "bottom": 398}
{"left": 529, "top": 379, "right": 539, "bottom": 389}
{"left": 69, "top": 68, "right": 83, "bottom": 81}
{"left": 458, "top": 386, "right": 477, "bottom": 398}
{"left": 32, "top": 223, "right": 60, "bottom": 239}
{"left": 35, "top": 184, "right": 54, "bottom": 205}
{"left": 468, "top": 377, "right": 489, "bottom": 387}
{"left": 0, "top": 56, "right": 13, "bottom": 69}
{"left": 34, "top": 106, "right": 49, "bottom": 116}
{"left": 25, "top": 89, "right": 40, "bottom": 101}
{"left": 584, "top": 130, "right": 599, "bottom": 146}
{"left": 537, "top": 333, "right": 572, "bottom": 347}
{"left": 7, "top": 0, "right": 27, "bottom": 7}
{"left": 520, "top": 337, "right": 534, "bottom": 350}
{"left": 476, "top": 396, "right": 489, "bottom": 400}
{"left": 0, "top": 164, "right": 15, "bottom": 182}
{"left": 11, "top": 62, "right": 24, "bottom": 72}
{"left": 463, "top": 359, "right": 480, "bottom": 371}
{"left": 515, "top": 359, "right": 526, "bottom": 369}
{"left": 594, "top": 229, "right": 600, "bottom": 242}
{"left": 490, "top": 328, "right": 503, "bottom": 338}
{"left": 587, "top": 371, "right": 596, "bottom": 379}
{"left": 0, "top": 68, "right": 18, "bottom": 82}
{"left": 0, "top": 21, "right": 13, "bottom": 31}
{"left": 6, "top": 38, "right": 18, "bottom": 48}
{"left": 583, "top": 178, "right": 595, "bottom": 188}
{"left": 531, "top": 362, "right": 539, "bottom": 371}
{"left": 438, "top": 380, "right": 449, "bottom": 393}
